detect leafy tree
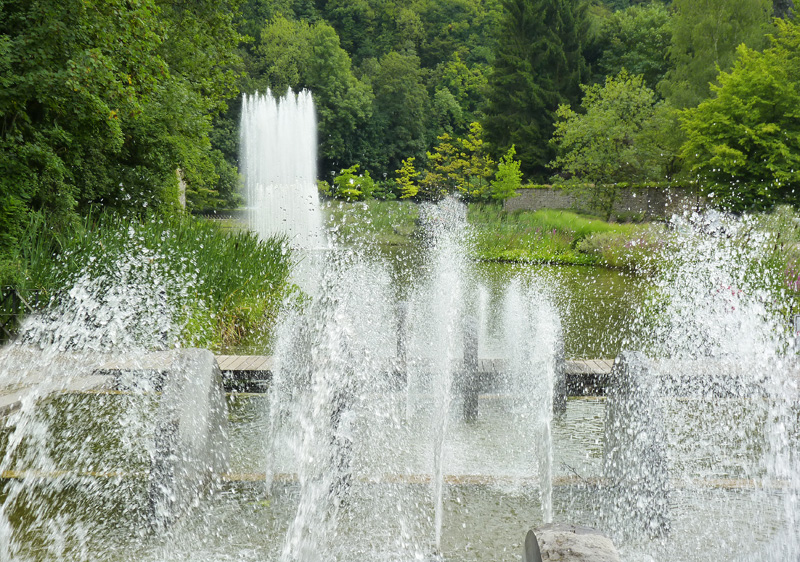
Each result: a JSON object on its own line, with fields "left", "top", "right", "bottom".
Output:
{"left": 416, "top": 0, "right": 502, "bottom": 68}
{"left": 331, "top": 164, "right": 375, "bottom": 200}
{"left": 253, "top": 17, "right": 373, "bottom": 176}
{"left": 0, "top": 0, "right": 244, "bottom": 253}
{"left": 238, "top": 0, "right": 320, "bottom": 40}
{"left": 395, "top": 157, "right": 421, "bottom": 199}
{"left": 659, "top": 0, "right": 772, "bottom": 108}
{"left": 0, "top": 0, "right": 170, "bottom": 248}
{"left": 316, "top": 0, "right": 400, "bottom": 63}
{"left": 430, "top": 88, "right": 464, "bottom": 138}
{"left": 772, "top": 0, "right": 795, "bottom": 18}
{"left": 491, "top": 145, "right": 523, "bottom": 200}
{"left": 679, "top": 19, "right": 800, "bottom": 211}
{"left": 420, "top": 122, "right": 495, "bottom": 200}
{"left": 594, "top": 2, "right": 672, "bottom": 90}
{"left": 364, "top": 51, "right": 429, "bottom": 176}
{"left": 483, "top": 0, "right": 587, "bottom": 180}
{"left": 428, "top": 53, "right": 490, "bottom": 137}
{"left": 550, "top": 70, "right": 674, "bottom": 218}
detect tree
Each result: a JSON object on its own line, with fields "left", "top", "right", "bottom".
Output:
{"left": 491, "top": 145, "right": 523, "bottom": 200}
{"left": 594, "top": 2, "right": 672, "bottom": 90}
{"left": 330, "top": 164, "right": 375, "bottom": 200}
{"left": 772, "top": 0, "right": 795, "bottom": 19}
{"left": 364, "top": 51, "right": 429, "bottom": 176}
{"left": 483, "top": 0, "right": 587, "bottom": 180}
{"left": 550, "top": 70, "right": 674, "bottom": 219}
{"left": 420, "top": 122, "right": 495, "bottom": 200}
{"left": 659, "top": 0, "right": 772, "bottom": 108}
{"left": 679, "top": 19, "right": 800, "bottom": 212}
{"left": 253, "top": 17, "right": 373, "bottom": 176}
{"left": 428, "top": 53, "right": 490, "bottom": 138}
{"left": 395, "top": 157, "right": 421, "bottom": 199}
{"left": 416, "top": 0, "right": 502, "bottom": 68}
{"left": 315, "top": 0, "right": 400, "bottom": 63}
{"left": 0, "top": 0, "right": 245, "bottom": 251}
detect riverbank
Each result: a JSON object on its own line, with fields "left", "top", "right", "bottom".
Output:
{"left": 322, "top": 199, "right": 663, "bottom": 270}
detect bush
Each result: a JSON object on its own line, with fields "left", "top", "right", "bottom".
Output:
{"left": 468, "top": 205, "right": 636, "bottom": 264}
{"left": 577, "top": 226, "right": 665, "bottom": 271}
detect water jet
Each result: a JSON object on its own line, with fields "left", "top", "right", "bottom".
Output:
{"left": 1, "top": 90, "right": 799, "bottom": 562}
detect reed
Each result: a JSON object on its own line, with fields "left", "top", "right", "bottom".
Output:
{"left": 3, "top": 210, "right": 293, "bottom": 351}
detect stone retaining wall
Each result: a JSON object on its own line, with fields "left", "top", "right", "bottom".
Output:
{"left": 504, "top": 186, "right": 703, "bottom": 219}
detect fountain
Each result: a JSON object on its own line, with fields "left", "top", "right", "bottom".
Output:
{"left": 1, "top": 86, "right": 799, "bottom": 562}
{"left": 240, "top": 89, "right": 326, "bottom": 250}
{"left": 597, "top": 210, "right": 800, "bottom": 560}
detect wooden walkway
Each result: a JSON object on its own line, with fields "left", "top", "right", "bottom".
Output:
{"left": 217, "top": 355, "right": 613, "bottom": 376}
{"left": 217, "top": 355, "right": 615, "bottom": 396}
{"left": 0, "top": 353, "right": 616, "bottom": 417}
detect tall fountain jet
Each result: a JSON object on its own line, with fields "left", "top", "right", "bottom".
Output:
{"left": 240, "top": 89, "right": 326, "bottom": 250}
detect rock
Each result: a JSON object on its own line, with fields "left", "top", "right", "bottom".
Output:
{"left": 525, "top": 529, "right": 543, "bottom": 562}
{"left": 533, "top": 524, "right": 620, "bottom": 562}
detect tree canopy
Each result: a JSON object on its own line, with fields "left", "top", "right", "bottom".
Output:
{"left": 3, "top": 0, "right": 800, "bottom": 263}
{"left": 482, "top": 0, "right": 587, "bottom": 180}
{"left": 680, "top": 18, "right": 800, "bottom": 211}
{"left": 659, "top": 0, "right": 773, "bottom": 108}
{"left": 0, "top": 0, "right": 243, "bottom": 258}
{"left": 550, "top": 70, "right": 674, "bottom": 218}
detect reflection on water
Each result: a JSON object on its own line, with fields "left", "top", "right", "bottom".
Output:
{"left": 474, "top": 262, "right": 645, "bottom": 359}
{"left": 1, "top": 393, "right": 791, "bottom": 561}
{"left": 351, "top": 240, "right": 646, "bottom": 360}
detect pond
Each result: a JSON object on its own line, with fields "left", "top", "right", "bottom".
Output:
{"left": 1, "top": 392, "right": 785, "bottom": 562}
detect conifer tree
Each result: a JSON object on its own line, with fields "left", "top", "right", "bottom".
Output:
{"left": 483, "top": 0, "right": 586, "bottom": 180}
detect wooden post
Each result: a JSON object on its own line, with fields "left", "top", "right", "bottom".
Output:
{"left": 552, "top": 336, "right": 567, "bottom": 415}
{"left": 603, "top": 351, "right": 670, "bottom": 538}
{"left": 461, "top": 314, "right": 480, "bottom": 422}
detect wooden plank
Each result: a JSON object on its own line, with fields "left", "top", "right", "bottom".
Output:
{"left": 244, "top": 355, "right": 270, "bottom": 370}
{"left": 589, "top": 359, "right": 611, "bottom": 374}
{"left": 237, "top": 356, "right": 259, "bottom": 370}
{"left": 253, "top": 356, "right": 273, "bottom": 371}
{"left": 216, "top": 355, "right": 234, "bottom": 370}
{"left": 227, "top": 355, "right": 248, "bottom": 370}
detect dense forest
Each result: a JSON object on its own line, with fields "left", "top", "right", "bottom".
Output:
{"left": 1, "top": 0, "right": 799, "bottom": 264}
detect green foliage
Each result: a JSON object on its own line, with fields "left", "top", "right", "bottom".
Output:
{"left": 4, "top": 210, "right": 293, "bottom": 351}
{"left": 490, "top": 145, "right": 523, "bottom": 200}
{"left": 428, "top": 53, "right": 490, "bottom": 138}
{"left": 483, "top": 0, "right": 587, "bottom": 179}
{"left": 331, "top": 165, "right": 376, "bottom": 200}
{"left": 363, "top": 51, "right": 429, "bottom": 175}
{"left": 416, "top": 0, "right": 502, "bottom": 68}
{"left": 317, "top": 0, "right": 397, "bottom": 62}
{"left": 468, "top": 205, "right": 634, "bottom": 264}
{"left": 679, "top": 19, "right": 800, "bottom": 212}
{"left": 252, "top": 16, "right": 373, "bottom": 175}
{"left": 396, "top": 158, "right": 421, "bottom": 199}
{"left": 0, "top": 0, "right": 244, "bottom": 258}
{"left": 550, "top": 70, "right": 674, "bottom": 219}
{"left": 659, "top": 0, "right": 772, "bottom": 108}
{"left": 594, "top": 2, "right": 672, "bottom": 90}
{"left": 420, "top": 122, "right": 495, "bottom": 200}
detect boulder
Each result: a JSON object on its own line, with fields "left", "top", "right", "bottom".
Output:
{"left": 532, "top": 524, "right": 620, "bottom": 562}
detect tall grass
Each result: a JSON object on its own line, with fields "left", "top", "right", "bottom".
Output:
{"left": 468, "top": 204, "right": 646, "bottom": 265}
{"left": 3, "top": 210, "right": 294, "bottom": 352}
{"left": 324, "top": 199, "right": 419, "bottom": 245}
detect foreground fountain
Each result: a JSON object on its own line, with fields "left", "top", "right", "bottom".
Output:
{"left": 0, "top": 87, "right": 799, "bottom": 562}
